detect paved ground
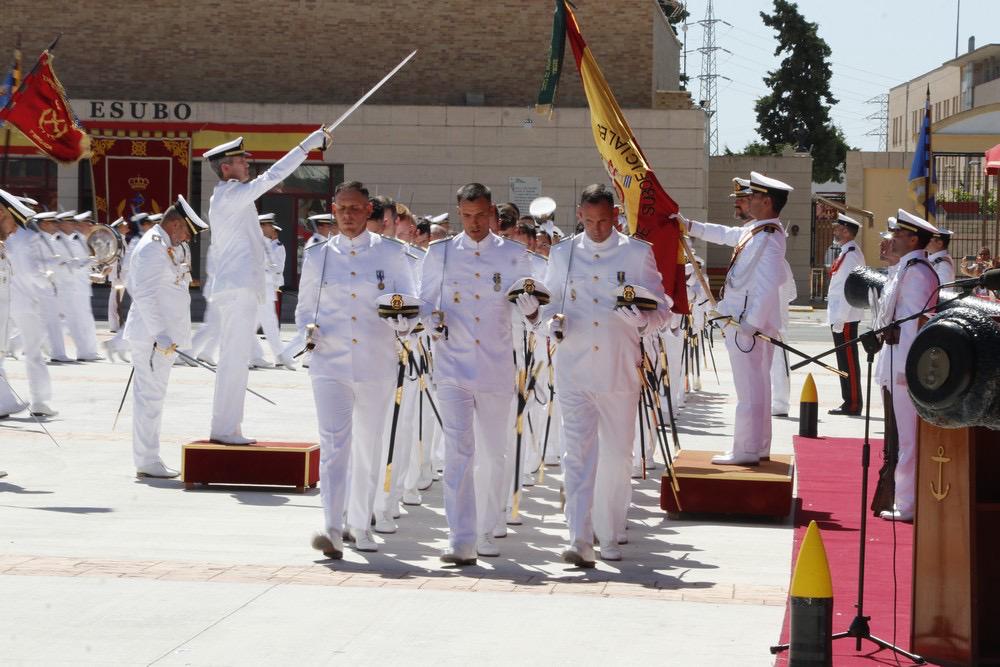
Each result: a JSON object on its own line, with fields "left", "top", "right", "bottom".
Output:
{"left": 1, "top": 311, "right": 878, "bottom": 665}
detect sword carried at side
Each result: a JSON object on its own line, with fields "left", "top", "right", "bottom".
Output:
{"left": 165, "top": 346, "right": 277, "bottom": 405}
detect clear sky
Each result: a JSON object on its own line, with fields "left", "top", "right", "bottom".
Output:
{"left": 678, "top": 0, "right": 996, "bottom": 153}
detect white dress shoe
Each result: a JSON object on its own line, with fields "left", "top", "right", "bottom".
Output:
{"left": 599, "top": 545, "right": 623, "bottom": 561}
{"left": 505, "top": 509, "right": 522, "bottom": 526}
{"left": 631, "top": 463, "right": 644, "bottom": 479}
{"left": 402, "top": 489, "right": 422, "bottom": 506}
{"left": 879, "top": 509, "right": 913, "bottom": 522}
{"left": 28, "top": 403, "right": 58, "bottom": 417}
{"left": 0, "top": 400, "right": 29, "bottom": 418}
{"left": 48, "top": 356, "right": 74, "bottom": 364}
{"left": 492, "top": 522, "right": 508, "bottom": 539}
{"left": 311, "top": 531, "right": 343, "bottom": 559}
{"left": 476, "top": 534, "right": 500, "bottom": 557}
{"left": 543, "top": 453, "right": 560, "bottom": 466}
{"left": 276, "top": 353, "right": 297, "bottom": 370}
{"left": 210, "top": 435, "right": 257, "bottom": 445}
{"left": 351, "top": 529, "right": 378, "bottom": 552}
{"left": 373, "top": 512, "right": 397, "bottom": 534}
{"left": 711, "top": 451, "right": 760, "bottom": 466}
{"left": 616, "top": 533, "right": 629, "bottom": 545}
{"left": 77, "top": 354, "right": 103, "bottom": 362}
{"left": 136, "top": 461, "right": 180, "bottom": 478}
{"left": 0, "top": 470, "right": 6, "bottom": 478}
{"left": 250, "top": 358, "right": 274, "bottom": 369}
{"left": 101, "top": 341, "right": 118, "bottom": 362}
{"left": 521, "top": 472, "right": 536, "bottom": 487}
{"left": 561, "top": 543, "right": 596, "bottom": 568}
{"left": 440, "top": 546, "right": 477, "bottom": 566}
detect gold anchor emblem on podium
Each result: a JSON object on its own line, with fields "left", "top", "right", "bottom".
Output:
{"left": 930, "top": 446, "right": 951, "bottom": 501}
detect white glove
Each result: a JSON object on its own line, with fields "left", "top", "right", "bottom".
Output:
{"left": 299, "top": 128, "right": 329, "bottom": 153}
{"left": 548, "top": 314, "right": 565, "bottom": 340}
{"left": 515, "top": 293, "right": 539, "bottom": 319}
{"left": 154, "top": 334, "right": 175, "bottom": 355}
{"left": 304, "top": 323, "right": 320, "bottom": 349}
{"left": 669, "top": 212, "right": 691, "bottom": 232}
{"left": 615, "top": 305, "right": 648, "bottom": 330}
{"left": 383, "top": 314, "right": 413, "bottom": 335}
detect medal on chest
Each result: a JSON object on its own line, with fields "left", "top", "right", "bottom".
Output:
{"left": 493, "top": 272, "right": 502, "bottom": 292}
{"left": 617, "top": 271, "right": 625, "bottom": 285}
{"left": 453, "top": 291, "right": 461, "bottom": 303}
{"left": 376, "top": 270, "right": 385, "bottom": 290}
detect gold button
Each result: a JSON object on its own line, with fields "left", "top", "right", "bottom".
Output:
{"left": 593, "top": 321, "right": 599, "bottom": 327}
{"left": 352, "top": 338, "right": 358, "bottom": 344}
{"left": 474, "top": 316, "right": 480, "bottom": 322}
{"left": 351, "top": 293, "right": 356, "bottom": 298}
{"left": 593, "top": 298, "right": 599, "bottom": 304}
{"left": 594, "top": 254, "right": 600, "bottom": 259}
{"left": 593, "top": 345, "right": 599, "bottom": 351}
{"left": 475, "top": 272, "right": 480, "bottom": 278}
{"left": 474, "top": 251, "right": 480, "bottom": 256}
{"left": 350, "top": 271, "right": 356, "bottom": 276}
{"left": 475, "top": 339, "right": 480, "bottom": 345}
{"left": 593, "top": 275, "right": 599, "bottom": 281}
{"left": 351, "top": 315, "right": 357, "bottom": 321}
{"left": 474, "top": 294, "right": 480, "bottom": 300}
{"left": 350, "top": 251, "right": 356, "bottom": 256}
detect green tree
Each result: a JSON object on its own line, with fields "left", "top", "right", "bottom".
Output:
{"left": 754, "top": 0, "right": 850, "bottom": 183}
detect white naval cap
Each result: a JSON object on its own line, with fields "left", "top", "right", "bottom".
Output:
{"left": 32, "top": 211, "right": 59, "bottom": 221}
{"left": 615, "top": 284, "right": 662, "bottom": 311}
{"left": 427, "top": 212, "right": 448, "bottom": 224}
{"left": 17, "top": 195, "right": 39, "bottom": 207}
{"left": 835, "top": 213, "right": 861, "bottom": 231}
{"left": 506, "top": 277, "right": 552, "bottom": 306}
{"left": 375, "top": 293, "right": 424, "bottom": 319}
{"left": 146, "top": 213, "right": 164, "bottom": 223}
{"left": 895, "top": 209, "right": 937, "bottom": 235}
{"left": 258, "top": 213, "right": 276, "bottom": 222}
{"left": 729, "top": 177, "right": 752, "bottom": 198}
{"left": 307, "top": 213, "right": 335, "bottom": 224}
{"left": 55, "top": 210, "right": 77, "bottom": 221}
{"left": 72, "top": 211, "right": 93, "bottom": 222}
{"left": 748, "top": 171, "right": 794, "bottom": 195}
{"left": 130, "top": 212, "right": 149, "bottom": 224}
{"left": 172, "top": 195, "right": 208, "bottom": 234}
{"left": 933, "top": 227, "right": 953, "bottom": 239}
{"left": 880, "top": 217, "right": 897, "bottom": 240}
{"left": 203, "top": 136, "right": 251, "bottom": 161}
{"left": 108, "top": 216, "right": 128, "bottom": 229}
{"left": 0, "top": 188, "right": 37, "bottom": 226}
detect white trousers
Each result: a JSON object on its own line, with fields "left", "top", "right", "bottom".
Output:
{"left": 770, "top": 334, "right": 790, "bottom": 414}
{"left": 191, "top": 298, "right": 222, "bottom": 360}
{"left": 310, "top": 376, "right": 394, "bottom": 536}
{"left": 252, "top": 298, "right": 282, "bottom": 361}
{"left": 38, "top": 290, "right": 68, "bottom": 359}
{"left": 375, "top": 373, "right": 419, "bottom": 513}
{"left": 891, "top": 383, "right": 918, "bottom": 516}
{"left": 726, "top": 331, "right": 774, "bottom": 457}
{"left": 436, "top": 384, "right": 514, "bottom": 550}
{"left": 129, "top": 340, "right": 174, "bottom": 467}
{"left": 210, "top": 289, "right": 258, "bottom": 440}
{"left": 560, "top": 389, "right": 637, "bottom": 548}
{"left": 0, "top": 360, "right": 24, "bottom": 413}
{"left": 9, "top": 305, "right": 52, "bottom": 405}
{"left": 62, "top": 286, "right": 99, "bottom": 357}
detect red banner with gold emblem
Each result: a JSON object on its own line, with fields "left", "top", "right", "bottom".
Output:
{"left": 89, "top": 136, "right": 191, "bottom": 225}
{"left": 0, "top": 50, "right": 91, "bottom": 163}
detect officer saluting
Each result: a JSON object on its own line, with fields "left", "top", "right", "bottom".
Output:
{"left": 826, "top": 213, "right": 865, "bottom": 416}
{"left": 124, "top": 196, "right": 209, "bottom": 478}
{"left": 301, "top": 181, "right": 418, "bottom": 559}
{"left": 203, "top": 129, "right": 328, "bottom": 445}
{"left": 540, "top": 184, "right": 669, "bottom": 566}
{"left": 675, "top": 171, "right": 793, "bottom": 466}
{"left": 418, "top": 183, "right": 537, "bottom": 565}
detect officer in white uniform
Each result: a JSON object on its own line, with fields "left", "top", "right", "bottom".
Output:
{"left": 105, "top": 213, "right": 148, "bottom": 361}
{"left": 250, "top": 213, "right": 286, "bottom": 368}
{"left": 0, "top": 191, "right": 36, "bottom": 418}
{"left": 418, "top": 183, "right": 536, "bottom": 565}
{"left": 204, "top": 130, "right": 328, "bottom": 444}
{"left": 124, "top": 197, "right": 208, "bottom": 478}
{"left": 874, "top": 209, "right": 939, "bottom": 522}
{"left": 59, "top": 211, "right": 101, "bottom": 360}
{"left": 278, "top": 213, "right": 336, "bottom": 367}
{"left": 30, "top": 212, "right": 72, "bottom": 362}
{"left": 675, "top": 171, "right": 791, "bottom": 465}
{"left": 826, "top": 213, "right": 866, "bottom": 415}
{"left": 300, "top": 181, "right": 417, "bottom": 559}
{"left": 927, "top": 228, "right": 955, "bottom": 285}
{"left": 539, "top": 184, "right": 668, "bottom": 566}
{"left": 0, "top": 192, "right": 56, "bottom": 416}
{"left": 106, "top": 216, "right": 131, "bottom": 333}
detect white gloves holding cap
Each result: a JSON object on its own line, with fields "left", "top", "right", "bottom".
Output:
{"left": 383, "top": 314, "right": 413, "bottom": 335}
{"left": 515, "top": 293, "right": 539, "bottom": 319}
{"left": 614, "top": 305, "right": 648, "bottom": 332}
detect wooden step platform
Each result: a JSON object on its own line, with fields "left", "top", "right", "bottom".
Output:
{"left": 660, "top": 450, "right": 794, "bottom": 518}
{"left": 182, "top": 440, "right": 319, "bottom": 493}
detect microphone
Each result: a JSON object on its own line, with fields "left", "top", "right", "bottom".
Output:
{"left": 939, "top": 268, "right": 1000, "bottom": 291}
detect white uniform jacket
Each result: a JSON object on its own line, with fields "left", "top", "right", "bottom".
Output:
{"left": 5, "top": 227, "right": 53, "bottom": 308}
{"left": 688, "top": 217, "right": 787, "bottom": 337}
{"left": 295, "top": 231, "right": 416, "bottom": 382}
{"left": 826, "top": 240, "right": 865, "bottom": 329}
{"left": 123, "top": 225, "right": 194, "bottom": 348}
{"left": 0, "top": 240, "right": 11, "bottom": 351}
{"left": 265, "top": 238, "right": 285, "bottom": 293}
{"left": 418, "top": 231, "right": 533, "bottom": 392}
{"left": 541, "top": 231, "right": 669, "bottom": 394}
{"left": 874, "top": 250, "right": 939, "bottom": 388}
{"left": 208, "top": 147, "right": 310, "bottom": 300}
{"left": 928, "top": 250, "right": 955, "bottom": 286}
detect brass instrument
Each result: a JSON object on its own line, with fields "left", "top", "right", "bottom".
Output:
{"left": 86, "top": 225, "right": 123, "bottom": 283}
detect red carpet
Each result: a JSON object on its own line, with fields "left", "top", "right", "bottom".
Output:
{"left": 774, "top": 436, "right": 937, "bottom": 666}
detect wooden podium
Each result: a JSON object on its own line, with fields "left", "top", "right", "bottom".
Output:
{"left": 912, "top": 422, "right": 1000, "bottom": 666}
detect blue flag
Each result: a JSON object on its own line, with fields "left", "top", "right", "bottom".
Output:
{"left": 908, "top": 92, "right": 936, "bottom": 224}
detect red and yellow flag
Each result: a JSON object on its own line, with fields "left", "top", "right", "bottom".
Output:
{"left": 0, "top": 50, "right": 90, "bottom": 163}
{"left": 538, "top": 1, "right": 688, "bottom": 314}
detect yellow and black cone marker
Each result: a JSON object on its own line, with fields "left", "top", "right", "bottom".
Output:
{"left": 799, "top": 373, "right": 818, "bottom": 438}
{"left": 788, "top": 520, "right": 833, "bottom": 667}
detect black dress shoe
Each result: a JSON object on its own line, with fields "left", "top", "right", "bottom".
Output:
{"left": 828, "top": 406, "right": 862, "bottom": 416}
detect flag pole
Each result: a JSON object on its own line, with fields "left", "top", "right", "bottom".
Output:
{"left": 0, "top": 35, "right": 21, "bottom": 189}
{"left": 925, "top": 86, "right": 931, "bottom": 220}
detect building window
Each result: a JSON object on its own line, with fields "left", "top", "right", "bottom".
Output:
{"left": 3, "top": 157, "right": 58, "bottom": 210}
{"left": 934, "top": 101, "right": 941, "bottom": 121}
{"left": 954, "top": 95, "right": 960, "bottom": 114}
{"left": 943, "top": 98, "right": 950, "bottom": 117}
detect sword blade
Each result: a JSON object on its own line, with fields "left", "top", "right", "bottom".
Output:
{"left": 174, "top": 349, "right": 277, "bottom": 405}
{"left": 112, "top": 366, "right": 134, "bottom": 431}
{"left": 324, "top": 50, "right": 417, "bottom": 134}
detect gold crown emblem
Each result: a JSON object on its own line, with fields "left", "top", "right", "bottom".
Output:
{"left": 129, "top": 175, "right": 150, "bottom": 191}
{"left": 524, "top": 279, "right": 535, "bottom": 294}
{"left": 390, "top": 294, "right": 404, "bottom": 310}
{"left": 623, "top": 285, "right": 636, "bottom": 302}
